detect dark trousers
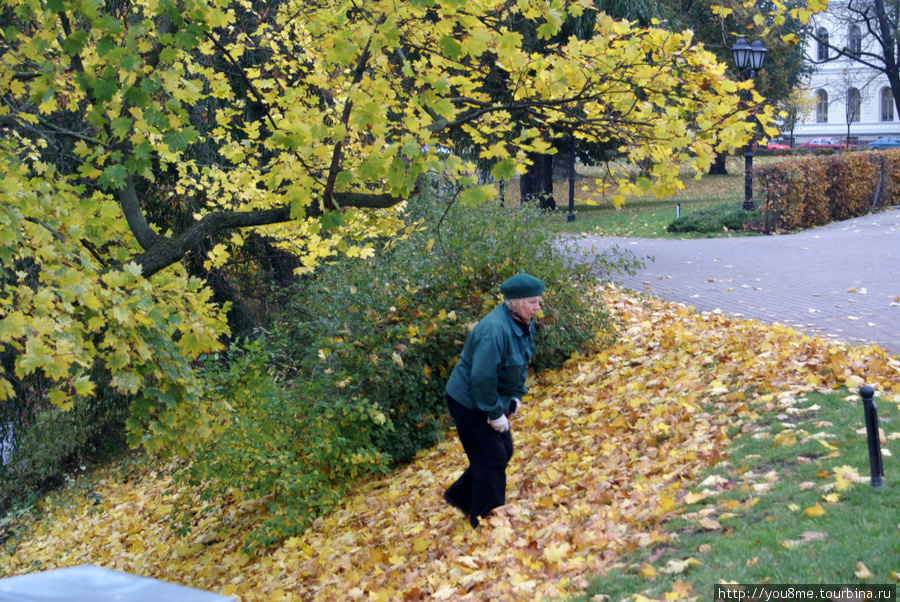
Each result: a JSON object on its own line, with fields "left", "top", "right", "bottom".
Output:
{"left": 444, "top": 394, "right": 514, "bottom": 527}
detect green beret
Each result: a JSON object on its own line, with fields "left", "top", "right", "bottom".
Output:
{"left": 500, "top": 272, "right": 545, "bottom": 299}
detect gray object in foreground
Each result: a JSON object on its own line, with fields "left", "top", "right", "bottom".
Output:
{"left": 0, "top": 565, "right": 234, "bottom": 602}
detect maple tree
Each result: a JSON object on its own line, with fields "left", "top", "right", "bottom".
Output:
{"left": 0, "top": 0, "right": 755, "bottom": 452}
{"left": 0, "top": 0, "right": 832, "bottom": 452}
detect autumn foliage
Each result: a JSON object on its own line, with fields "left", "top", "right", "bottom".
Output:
{"left": 3, "top": 287, "right": 898, "bottom": 600}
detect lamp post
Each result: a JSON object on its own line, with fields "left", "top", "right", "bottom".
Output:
{"left": 731, "top": 38, "right": 767, "bottom": 211}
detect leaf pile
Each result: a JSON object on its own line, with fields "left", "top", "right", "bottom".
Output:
{"left": 4, "top": 286, "right": 899, "bottom": 600}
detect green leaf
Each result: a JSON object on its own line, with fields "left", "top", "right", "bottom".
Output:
{"left": 491, "top": 158, "right": 517, "bottom": 180}
{"left": 320, "top": 212, "right": 346, "bottom": 232}
{"left": 92, "top": 73, "right": 119, "bottom": 103}
{"left": 439, "top": 35, "right": 462, "bottom": 60}
{"left": 74, "top": 375, "right": 96, "bottom": 397}
{"left": 357, "top": 155, "right": 388, "bottom": 181}
{"left": 335, "top": 171, "right": 354, "bottom": 186}
{"left": 99, "top": 164, "right": 128, "bottom": 189}
{"left": 62, "top": 31, "right": 89, "bottom": 55}
{"left": 111, "top": 117, "right": 132, "bottom": 138}
{"left": 123, "top": 85, "right": 149, "bottom": 107}
{"left": 536, "top": 23, "right": 557, "bottom": 40}
{"left": 159, "top": 45, "right": 179, "bottom": 64}
{"left": 458, "top": 184, "right": 495, "bottom": 206}
{"left": 3, "top": 25, "right": 20, "bottom": 42}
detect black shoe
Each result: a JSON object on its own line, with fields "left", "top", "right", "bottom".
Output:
{"left": 443, "top": 489, "right": 470, "bottom": 516}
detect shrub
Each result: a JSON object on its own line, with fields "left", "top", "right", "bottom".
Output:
{"left": 269, "top": 184, "right": 631, "bottom": 464}
{"left": 175, "top": 341, "right": 390, "bottom": 551}
{"left": 0, "top": 382, "right": 129, "bottom": 516}
{"left": 666, "top": 204, "right": 761, "bottom": 234}
{"left": 176, "top": 181, "right": 639, "bottom": 549}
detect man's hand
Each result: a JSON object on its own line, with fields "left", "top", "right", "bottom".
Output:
{"left": 488, "top": 414, "right": 510, "bottom": 433}
{"left": 507, "top": 398, "right": 521, "bottom": 419}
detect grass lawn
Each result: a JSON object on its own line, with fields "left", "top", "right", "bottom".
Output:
{"left": 504, "top": 155, "right": 782, "bottom": 239}
{"left": 577, "top": 386, "right": 900, "bottom": 601}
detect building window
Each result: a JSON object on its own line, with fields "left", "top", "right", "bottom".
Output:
{"left": 817, "top": 28, "right": 829, "bottom": 60}
{"left": 849, "top": 25, "right": 861, "bottom": 57}
{"left": 848, "top": 87, "right": 861, "bottom": 122}
{"left": 817, "top": 90, "right": 828, "bottom": 122}
{"left": 882, "top": 88, "right": 895, "bottom": 121}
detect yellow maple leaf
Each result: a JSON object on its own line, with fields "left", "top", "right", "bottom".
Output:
{"left": 638, "top": 562, "right": 658, "bottom": 579}
{"left": 684, "top": 491, "right": 707, "bottom": 504}
{"left": 834, "top": 466, "right": 850, "bottom": 491}
{"left": 543, "top": 542, "right": 571, "bottom": 563}
{"left": 803, "top": 503, "right": 826, "bottom": 517}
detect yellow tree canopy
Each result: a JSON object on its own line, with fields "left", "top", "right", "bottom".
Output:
{"left": 0, "top": 0, "right": 822, "bottom": 453}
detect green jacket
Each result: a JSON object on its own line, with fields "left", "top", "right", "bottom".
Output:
{"left": 445, "top": 303, "right": 535, "bottom": 420}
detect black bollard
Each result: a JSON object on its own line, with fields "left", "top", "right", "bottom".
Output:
{"left": 859, "top": 385, "right": 884, "bottom": 488}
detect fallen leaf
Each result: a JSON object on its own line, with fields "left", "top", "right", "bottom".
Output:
{"left": 699, "top": 518, "right": 722, "bottom": 530}
{"left": 834, "top": 467, "right": 850, "bottom": 491}
{"left": 639, "top": 562, "right": 659, "bottom": 579}
{"left": 666, "top": 579, "right": 694, "bottom": 599}
{"left": 822, "top": 493, "right": 841, "bottom": 504}
{"left": 660, "top": 557, "right": 701, "bottom": 574}
{"left": 684, "top": 491, "right": 707, "bottom": 504}
{"left": 818, "top": 440, "right": 839, "bottom": 451}
{"left": 800, "top": 531, "right": 828, "bottom": 542}
{"left": 855, "top": 562, "right": 874, "bottom": 580}
{"left": 803, "top": 504, "right": 826, "bottom": 517}
{"left": 543, "top": 542, "right": 571, "bottom": 564}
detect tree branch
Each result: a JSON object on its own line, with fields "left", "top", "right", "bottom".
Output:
{"left": 128, "top": 189, "right": 406, "bottom": 277}
{"left": 324, "top": 28, "right": 377, "bottom": 211}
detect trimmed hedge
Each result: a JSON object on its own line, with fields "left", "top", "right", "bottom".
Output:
{"left": 756, "top": 150, "right": 900, "bottom": 232}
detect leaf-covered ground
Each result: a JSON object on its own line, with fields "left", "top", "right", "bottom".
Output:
{"left": 4, "top": 287, "right": 899, "bottom": 600}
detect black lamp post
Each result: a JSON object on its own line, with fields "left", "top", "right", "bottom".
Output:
{"left": 731, "top": 38, "right": 768, "bottom": 211}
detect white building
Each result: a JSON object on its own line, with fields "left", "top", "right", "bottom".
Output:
{"left": 793, "top": 2, "right": 900, "bottom": 146}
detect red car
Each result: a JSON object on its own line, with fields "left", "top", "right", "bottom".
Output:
{"left": 766, "top": 142, "right": 791, "bottom": 150}
{"left": 798, "top": 137, "right": 847, "bottom": 150}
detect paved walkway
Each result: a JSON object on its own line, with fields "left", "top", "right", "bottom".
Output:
{"left": 569, "top": 208, "right": 900, "bottom": 355}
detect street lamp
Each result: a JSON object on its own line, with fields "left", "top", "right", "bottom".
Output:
{"left": 731, "top": 38, "right": 767, "bottom": 211}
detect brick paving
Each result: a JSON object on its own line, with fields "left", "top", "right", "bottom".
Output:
{"left": 569, "top": 208, "right": 900, "bottom": 355}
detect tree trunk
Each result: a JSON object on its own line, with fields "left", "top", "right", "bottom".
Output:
{"left": 708, "top": 152, "right": 729, "bottom": 175}
{"left": 520, "top": 152, "right": 557, "bottom": 209}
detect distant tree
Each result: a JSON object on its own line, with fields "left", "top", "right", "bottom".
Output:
{"left": 808, "top": 0, "right": 900, "bottom": 118}
{"left": 667, "top": 0, "right": 814, "bottom": 174}
{"left": 777, "top": 88, "right": 817, "bottom": 147}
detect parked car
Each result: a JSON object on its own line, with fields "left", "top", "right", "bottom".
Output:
{"left": 868, "top": 136, "right": 900, "bottom": 150}
{"left": 766, "top": 142, "right": 791, "bottom": 150}
{"left": 798, "top": 137, "right": 848, "bottom": 150}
